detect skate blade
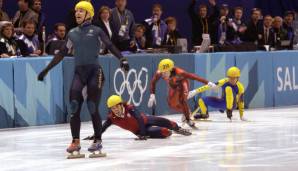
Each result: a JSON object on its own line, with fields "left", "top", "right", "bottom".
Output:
{"left": 67, "top": 153, "right": 85, "bottom": 159}
{"left": 187, "top": 124, "right": 199, "bottom": 130}
{"left": 176, "top": 132, "right": 192, "bottom": 136}
{"left": 193, "top": 119, "right": 212, "bottom": 122}
{"left": 89, "top": 152, "right": 106, "bottom": 158}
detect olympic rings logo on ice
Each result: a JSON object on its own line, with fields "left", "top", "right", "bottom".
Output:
{"left": 113, "top": 67, "right": 148, "bottom": 106}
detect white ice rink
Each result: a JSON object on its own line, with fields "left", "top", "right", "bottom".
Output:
{"left": 1, "top": 107, "right": 298, "bottom": 171}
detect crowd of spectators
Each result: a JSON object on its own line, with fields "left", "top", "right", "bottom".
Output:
{"left": 0, "top": 0, "right": 297, "bottom": 58}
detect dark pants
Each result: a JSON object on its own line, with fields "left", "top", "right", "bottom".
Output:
{"left": 69, "top": 64, "right": 104, "bottom": 140}
{"left": 144, "top": 116, "right": 179, "bottom": 138}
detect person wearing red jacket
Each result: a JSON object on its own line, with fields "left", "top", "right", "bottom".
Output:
{"left": 148, "top": 59, "right": 216, "bottom": 128}
{"left": 84, "top": 95, "right": 191, "bottom": 141}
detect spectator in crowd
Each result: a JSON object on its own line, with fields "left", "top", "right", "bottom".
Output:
{"left": 257, "top": 15, "right": 274, "bottom": 47}
{"left": 31, "top": 0, "right": 45, "bottom": 34}
{"left": 65, "top": 0, "right": 91, "bottom": 31}
{"left": 110, "top": 0, "right": 136, "bottom": 51}
{"left": 226, "top": 6, "right": 247, "bottom": 44}
{"left": 244, "top": 8, "right": 262, "bottom": 43}
{"left": 0, "top": 22, "right": 23, "bottom": 58}
{"left": 215, "top": 4, "right": 230, "bottom": 45}
{"left": 188, "top": 0, "right": 218, "bottom": 46}
{"left": 131, "top": 24, "right": 146, "bottom": 51}
{"left": 93, "top": 6, "right": 116, "bottom": 54}
{"left": 283, "top": 11, "right": 295, "bottom": 49}
{"left": 162, "top": 17, "right": 182, "bottom": 46}
{"left": 17, "top": 20, "right": 41, "bottom": 56}
{"left": 93, "top": 6, "right": 115, "bottom": 42}
{"left": 13, "top": 0, "right": 38, "bottom": 34}
{"left": 48, "top": 23, "right": 66, "bottom": 41}
{"left": 293, "top": 12, "right": 298, "bottom": 44}
{"left": 45, "top": 23, "right": 66, "bottom": 55}
{"left": 143, "top": 3, "right": 167, "bottom": 48}
{"left": 0, "top": 0, "right": 9, "bottom": 21}
{"left": 272, "top": 16, "right": 289, "bottom": 49}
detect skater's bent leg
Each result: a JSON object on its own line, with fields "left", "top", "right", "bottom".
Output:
{"left": 69, "top": 74, "right": 85, "bottom": 139}
{"left": 225, "top": 86, "right": 235, "bottom": 110}
{"left": 87, "top": 66, "right": 105, "bottom": 141}
{"left": 180, "top": 80, "right": 191, "bottom": 120}
{"left": 201, "top": 97, "right": 227, "bottom": 111}
{"left": 195, "top": 97, "right": 226, "bottom": 119}
{"left": 198, "top": 98, "right": 208, "bottom": 115}
{"left": 146, "top": 126, "right": 172, "bottom": 138}
{"left": 147, "top": 116, "right": 179, "bottom": 131}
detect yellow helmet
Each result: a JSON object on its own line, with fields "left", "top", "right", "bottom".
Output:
{"left": 158, "top": 59, "right": 174, "bottom": 72}
{"left": 227, "top": 67, "right": 241, "bottom": 78}
{"left": 75, "top": 1, "right": 95, "bottom": 18}
{"left": 107, "top": 95, "right": 123, "bottom": 108}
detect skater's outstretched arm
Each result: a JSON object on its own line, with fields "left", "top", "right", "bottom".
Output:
{"left": 178, "top": 69, "right": 209, "bottom": 84}
{"left": 197, "top": 78, "right": 228, "bottom": 93}
{"left": 98, "top": 29, "right": 129, "bottom": 72}
{"left": 84, "top": 118, "right": 113, "bottom": 140}
{"left": 37, "top": 39, "right": 72, "bottom": 81}
{"left": 188, "top": 78, "right": 228, "bottom": 99}
{"left": 102, "top": 118, "right": 112, "bottom": 134}
{"left": 128, "top": 108, "right": 146, "bottom": 136}
{"left": 148, "top": 72, "right": 161, "bottom": 108}
{"left": 150, "top": 72, "right": 162, "bottom": 94}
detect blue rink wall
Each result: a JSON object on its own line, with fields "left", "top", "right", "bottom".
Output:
{"left": 1, "top": 51, "right": 298, "bottom": 128}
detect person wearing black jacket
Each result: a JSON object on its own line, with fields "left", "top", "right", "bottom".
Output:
{"left": 244, "top": 8, "right": 262, "bottom": 43}
{"left": 188, "top": 0, "right": 218, "bottom": 46}
{"left": 257, "top": 15, "right": 274, "bottom": 48}
{"left": 272, "top": 16, "right": 289, "bottom": 49}
{"left": 226, "top": 6, "right": 246, "bottom": 44}
{"left": 142, "top": 3, "right": 167, "bottom": 48}
{"left": 93, "top": 6, "right": 116, "bottom": 54}
{"left": 0, "top": 21, "right": 24, "bottom": 57}
{"left": 162, "top": 17, "right": 181, "bottom": 46}
{"left": 283, "top": 11, "right": 295, "bottom": 49}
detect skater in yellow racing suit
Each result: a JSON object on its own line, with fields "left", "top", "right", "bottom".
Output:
{"left": 188, "top": 67, "right": 247, "bottom": 121}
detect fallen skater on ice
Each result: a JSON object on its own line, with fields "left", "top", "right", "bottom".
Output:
{"left": 84, "top": 95, "right": 192, "bottom": 141}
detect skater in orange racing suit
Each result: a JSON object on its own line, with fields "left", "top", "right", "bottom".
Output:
{"left": 148, "top": 59, "right": 216, "bottom": 128}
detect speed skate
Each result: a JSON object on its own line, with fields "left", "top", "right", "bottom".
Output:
{"left": 67, "top": 151, "right": 85, "bottom": 159}
{"left": 87, "top": 141, "right": 107, "bottom": 158}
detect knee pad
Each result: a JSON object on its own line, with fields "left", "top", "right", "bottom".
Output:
{"left": 161, "top": 128, "right": 172, "bottom": 138}
{"left": 87, "top": 100, "right": 97, "bottom": 114}
{"left": 70, "top": 100, "right": 80, "bottom": 114}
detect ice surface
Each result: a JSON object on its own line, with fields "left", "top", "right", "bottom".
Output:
{"left": 1, "top": 107, "right": 298, "bottom": 171}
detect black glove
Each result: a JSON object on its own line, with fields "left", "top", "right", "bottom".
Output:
{"left": 135, "top": 135, "right": 147, "bottom": 141}
{"left": 120, "top": 58, "right": 129, "bottom": 72}
{"left": 226, "top": 109, "right": 233, "bottom": 120}
{"left": 37, "top": 69, "right": 48, "bottom": 81}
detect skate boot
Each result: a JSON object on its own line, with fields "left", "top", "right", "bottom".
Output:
{"left": 186, "top": 119, "right": 198, "bottom": 129}
{"left": 88, "top": 140, "right": 106, "bottom": 158}
{"left": 174, "top": 127, "right": 192, "bottom": 136}
{"left": 193, "top": 113, "right": 209, "bottom": 120}
{"left": 66, "top": 139, "right": 85, "bottom": 159}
